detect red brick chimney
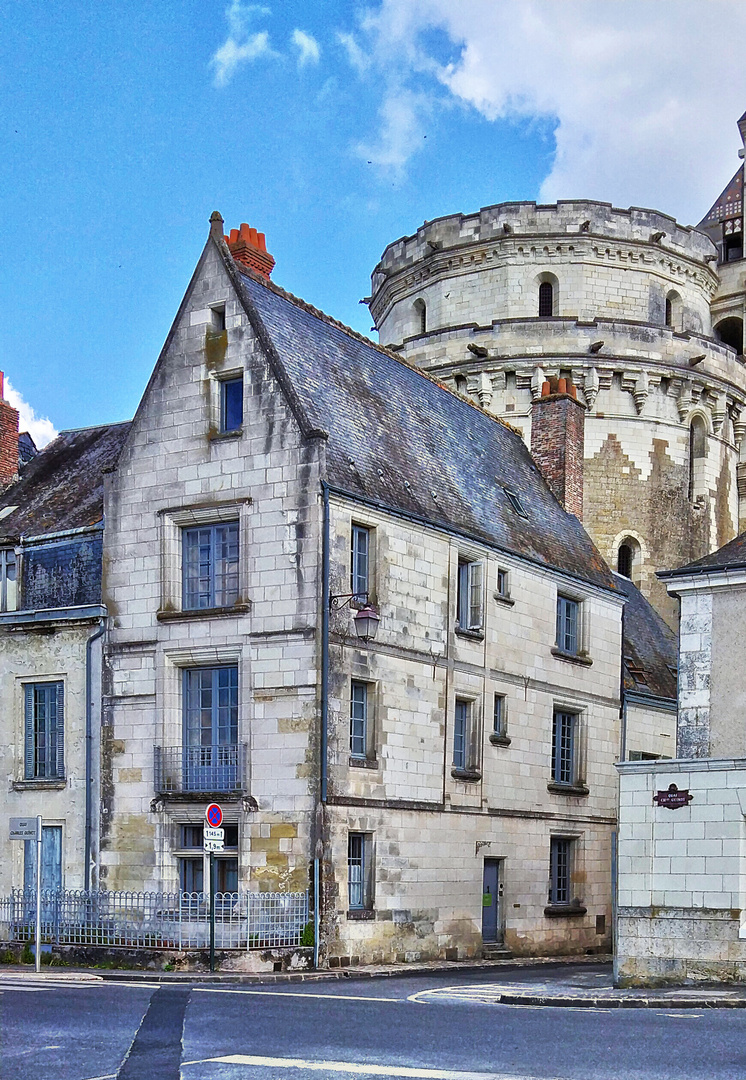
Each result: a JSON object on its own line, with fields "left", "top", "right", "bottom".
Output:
{"left": 530, "top": 377, "right": 585, "bottom": 519}
{"left": 224, "top": 222, "right": 275, "bottom": 279}
{"left": 0, "top": 372, "right": 20, "bottom": 490}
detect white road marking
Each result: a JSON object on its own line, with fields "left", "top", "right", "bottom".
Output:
{"left": 182, "top": 1053, "right": 563, "bottom": 1079}
{"left": 193, "top": 987, "right": 403, "bottom": 1003}
{"left": 0, "top": 978, "right": 161, "bottom": 992}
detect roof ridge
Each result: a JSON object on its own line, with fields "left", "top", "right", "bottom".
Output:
{"left": 235, "top": 265, "right": 522, "bottom": 438}
{"left": 57, "top": 420, "right": 133, "bottom": 436}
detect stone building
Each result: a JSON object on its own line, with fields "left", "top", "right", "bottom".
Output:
{"left": 616, "top": 530, "right": 746, "bottom": 985}
{"left": 0, "top": 412, "right": 130, "bottom": 895}
{"left": 368, "top": 113, "right": 746, "bottom": 629}
{"left": 90, "top": 214, "right": 676, "bottom": 965}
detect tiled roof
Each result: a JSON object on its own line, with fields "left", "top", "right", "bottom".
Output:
{"left": 231, "top": 261, "right": 616, "bottom": 592}
{"left": 662, "top": 530, "right": 746, "bottom": 576}
{"left": 0, "top": 422, "right": 131, "bottom": 540}
{"left": 615, "top": 573, "right": 677, "bottom": 701}
{"left": 698, "top": 165, "right": 743, "bottom": 231}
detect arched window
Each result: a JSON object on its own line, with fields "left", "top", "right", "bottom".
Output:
{"left": 714, "top": 317, "right": 743, "bottom": 356}
{"left": 665, "top": 291, "right": 682, "bottom": 331}
{"left": 538, "top": 281, "right": 554, "bottom": 317}
{"left": 454, "top": 374, "right": 468, "bottom": 396}
{"left": 688, "top": 416, "right": 707, "bottom": 502}
{"left": 413, "top": 298, "right": 427, "bottom": 335}
{"left": 616, "top": 536, "right": 641, "bottom": 583}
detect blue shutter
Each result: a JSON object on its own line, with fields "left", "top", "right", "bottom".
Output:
{"left": 24, "top": 684, "right": 35, "bottom": 779}
{"left": 55, "top": 682, "right": 65, "bottom": 779}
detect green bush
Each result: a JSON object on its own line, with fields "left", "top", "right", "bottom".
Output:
{"left": 300, "top": 921, "right": 315, "bottom": 948}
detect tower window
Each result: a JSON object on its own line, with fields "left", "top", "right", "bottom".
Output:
{"left": 714, "top": 317, "right": 744, "bottom": 356}
{"left": 665, "top": 298, "right": 672, "bottom": 327}
{"left": 413, "top": 298, "right": 427, "bottom": 335}
{"left": 688, "top": 417, "right": 707, "bottom": 503}
{"left": 538, "top": 281, "right": 554, "bottom": 317}
{"left": 617, "top": 544, "right": 632, "bottom": 578}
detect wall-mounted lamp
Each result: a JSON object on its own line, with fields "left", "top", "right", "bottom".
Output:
{"left": 329, "top": 592, "right": 380, "bottom": 642}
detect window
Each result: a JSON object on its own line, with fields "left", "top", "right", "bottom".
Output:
{"left": 549, "top": 837, "right": 572, "bottom": 905}
{"left": 714, "top": 317, "right": 744, "bottom": 356}
{"left": 493, "top": 694, "right": 506, "bottom": 737}
{"left": 552, "top": 709, "right": 577, "bottom": 786}
{"left": 457, "top": 558, "right": 483, "bottom": 632}
{"left": 348, "top": 832, "right": 373, "bottom": 910}
{"left": 24, "top": 682, "right": 64, "bottom": 780}
{"left": 183, "top": 522, "right": 239, "bottom": 610}
{"left": 496, "top": 568, "right": 509, "bottom": 597}
{"left": 504, "top": 488, "right": 527, "bottom": 518}
{"left": 413, "top": 298, "right": 427, "bottom": 335}
{"left": 24, "top": 825, "right": 62, "bottom": 892}
{"left": 351, "top": 524, "right": 371, "bottom": 602}
{"left": 688, "top": 417, "right": 707, "bottom": 503}
{"left": 179, "top": 857, "right": 204, "bottom": 893}
{"left": 182, "top": 666, "right": 239, "bottom": 792}
{"left": 215, "top": 857, "right": 238, "bottom": 893}
{"left": 210, "top": 304, "right": 226, "bottom": 332}
{"left": 350, "top": 681, "right": 369, "bottom": 759}
{"left": 454, "top": 373, "right": 468, "bottom": 395}
{"left": 538, "top": 281, "right": 554, "bottom": 317}
{"left": 0, "top": 548, "right": 17, "bottom": 611}
{"left": 555, "top": 595, "right": 579, "bottom": 655}
{"left": 723, "top": 219, "right": 743, "bottom": 263}
{"left": 220, "top": 377, "right": 243, "bottom": 433}
{"left": 617, "top": 544, "right": 632, "bottom": 578}
{"left": 182, "top": 825, "right": 203, "bottom": 848}
{"left": 453, "top": 699, "right": 470, "bottom": 770}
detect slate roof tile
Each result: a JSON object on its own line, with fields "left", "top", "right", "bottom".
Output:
{"left": 615, "top": 573, "right": 677, "bottom": 700}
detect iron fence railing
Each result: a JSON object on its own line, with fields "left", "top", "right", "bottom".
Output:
{"left": 154, "top": 743, "right": 247, "bottom": 794}
{"left": 0, "top": 888, "right": 308, "bottom": 951}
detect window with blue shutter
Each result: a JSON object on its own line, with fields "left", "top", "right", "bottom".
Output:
{"left": 24, "top": 682, "right": 64, "bottom": 780}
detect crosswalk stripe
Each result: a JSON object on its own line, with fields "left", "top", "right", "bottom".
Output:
{"left": 182, "top": 1053, "right": 562, "bottom": 1079}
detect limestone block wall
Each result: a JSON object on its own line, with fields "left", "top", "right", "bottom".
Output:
{"left": 616, "top": 758, "right": 746, "bottom": 986}
{"left": 101, "top": 240, "right": 322, "bottom": 893}
{"left": 0, "top": 622, "right": 102, "bottom": 893}
{"left": 324, "top": 495, "right": 625, "bottom": 963}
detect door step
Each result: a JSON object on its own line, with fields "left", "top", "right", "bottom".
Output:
{"left": 482, "top": 944, "right": 513, "bottom": 960}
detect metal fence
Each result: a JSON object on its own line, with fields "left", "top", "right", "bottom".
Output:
{"left": 0, "top": 888, "right": 308, "bottom": 951}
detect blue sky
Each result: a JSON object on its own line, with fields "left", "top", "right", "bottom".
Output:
{"left": 2, "top": 0, "right": 746, "bottom": 442}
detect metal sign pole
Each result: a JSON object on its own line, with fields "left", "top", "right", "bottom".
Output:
{"left": 34, "top": 816, "right": 42, "bottom": 974}
{"left": 209, "top": 851, "right": 215, "bottom": 973}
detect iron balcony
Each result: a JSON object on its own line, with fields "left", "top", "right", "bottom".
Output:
{"left": 154, "top": 743, "right": 248, "bottom": 796}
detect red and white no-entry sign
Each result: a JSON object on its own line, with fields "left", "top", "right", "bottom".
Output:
{"left": 205, "top": 803, "right": 223, "bottom": 828}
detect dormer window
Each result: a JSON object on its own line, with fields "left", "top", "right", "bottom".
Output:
{"left": 220, "top": 377, "right": 243, "bottom": 434}
{"left": 504, "top": 488, "right": 527, "bottom": 518}
{"left": 0, "top": 548, "right": 17, "bottom": 612}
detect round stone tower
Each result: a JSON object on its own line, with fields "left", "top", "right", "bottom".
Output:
{"left": 369, "top": 128, "right": 746, "bottom": 628}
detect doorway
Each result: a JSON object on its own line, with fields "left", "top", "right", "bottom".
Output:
{"left": 482, "top": 858, "right": 503, "bottom": 943}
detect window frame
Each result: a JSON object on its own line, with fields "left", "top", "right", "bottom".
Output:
{"left": 0, "top": 547, "right": 17, "bottom": 612}
{"left": 350, "top": 523, "right": 371, "bottom": 603}
{"left": 555, "top": 595, "right": 579, "bottom": 656}
{"left": 549, "top": 836, "right": 572, "bottom": 905}
{"left": 549, "top": 707, "right": 588, "bottom": 796}
{"left": 490, "top": 692, "right": 510, "bottom": 747}
{"left": 456, "top": 557, "right": 484, "bottom": 634}
{"left": 24, "top": 681, "right": 64, "bottom": 781}
{"left": 451, "top": 696, "right": 481, "bottom": 780}
{"left": 219, "top": 375, "right": 244, "bottom": 434}
{"left": 347, "top": 832, "right": 374, "bottom": 913}
{"left": 349, "top": 679, "right": 372, "bottom": 762}
{"left": 538, "top": 280, "right": 554, "bottom": 317}
{"left": 182, "top": 520, "right": 240, "bottom": 612}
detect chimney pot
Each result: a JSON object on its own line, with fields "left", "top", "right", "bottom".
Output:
{"left": 541, "top": 380, "right": 551, "bottom": 397}
{"left": 557, "top": 378, "right": 567, "bottom": 394}
{"left": 225, "top": 220, "right": 276, "bottom": 279}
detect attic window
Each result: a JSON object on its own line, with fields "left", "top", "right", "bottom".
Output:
{"left": 625, "top": 658, "right": 648, "bottom": 686}
{"left": 504, "top": 488, "right": 527, "bottom": 518}
{"left": 210, "top": 305, "right": 226, "bottom": 332}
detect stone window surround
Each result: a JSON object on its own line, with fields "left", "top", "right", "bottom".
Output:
{"left": 207, "top": 364, "right": 244, "bottom": 438}
{"left": 159, "top": 644, "right": 245, "bottom": 751}
{"left": 450, "top": 690, "right": 482, "bottom": 782}
{"left": 545, "top": 829, "right": 587, "bottom": 918}
{"left": 13, "top": 671, "right": 67, "bottom": 787}
{"left": 455, "top": 546, "right": 485, "bottom": 636}
{"left": 490, "top": 690, "right": 511, "bottom": 747}
{"left": 547, "top": 698, "right": 589, "bottom": 797}
{"left": 552, "top": 584, "right": 592, "bottom": 666}
{"left": 158, "top": 499, "right": 252, "bottom": 618}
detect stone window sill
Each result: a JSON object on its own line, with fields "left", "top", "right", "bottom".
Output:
{"left": 157, "top": 604, "right": 251, "bottom": 622}
{"left": 544, "top": 903, "right": 587, "bottom": 919}
{"left": 347, "top": 908, "right": 375, "bottom": 921}
{"left": 489, "top": 734, "right": 511, "bottom": 748}
{"left": 547, "top": 781, "right": 589, "bottom": 798}
{"left": 451, "top": 767, "right": 482, "bottom": 783}
{"left": 493, "top": 593, "right": 515, "bottom": 607}
{"left": 551, "top": 648, "right": 593, "bottom": 667}
{"left": 12, "top": 778, "right": 66, "bottom": 791}
{"left": 455, "top": 628, "right": 484, "bottom": 641}
{"left": 209, "top": 429, "right": 242, "bottom": 442}
{"left": 349, "top": 756, "right": 379, "bottom": 770}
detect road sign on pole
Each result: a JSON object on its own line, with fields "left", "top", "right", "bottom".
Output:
{"left": 205, "top": 803, "right": 223, "bottom": 828}
{"left": 204, "top": 838, "right": 224, "bottom": 852}
{"left": 203, "top": 826, "right": 224, "bottom": 841}
{"left": 34, "top": 816, "right": 42, "bottom": 974}
{"left": 9, "top": 818, "right": 37, "bottom": 841}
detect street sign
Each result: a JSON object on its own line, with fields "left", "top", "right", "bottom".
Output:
{"left": 9, "top": 817, "right": 37, "bottom": 841}
{"left": 205, "top": 803, "right": 223, "bottom": 828}
{"left": 204, "top": 826, "right": 224, "bottom": 841}
{"left": 204, "top": 838, "right": 224, "bottom": 852}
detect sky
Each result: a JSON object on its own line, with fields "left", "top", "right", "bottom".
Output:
{"left": 2, "top": 0, "right": 746, "bottom": 445}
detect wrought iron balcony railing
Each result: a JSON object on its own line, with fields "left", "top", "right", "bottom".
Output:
{"left": 154, "top": 744, "right": 247, "bottom": 795}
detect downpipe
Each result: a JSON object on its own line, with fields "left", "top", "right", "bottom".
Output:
{"left": 314, "top": 480, "right": 331, "bottom": 969}
{"left": 85, "top": 618, "right": 106, "bottom": 891}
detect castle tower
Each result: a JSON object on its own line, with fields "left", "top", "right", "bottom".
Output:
{"left": 368, "top": 121, "right": 746, "bottom": 628}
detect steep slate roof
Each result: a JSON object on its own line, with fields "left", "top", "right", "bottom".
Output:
{"left": 0, "top": 422, "right": 131, "bottom": 541}
{"left": 232, "top": 262, "right": 615, "bottom": 592}
{"left": 661, "top": 530, "right": 746, "bottom": 577}
{"left": 614, "top": 573, "right": 677, "bottom": 701}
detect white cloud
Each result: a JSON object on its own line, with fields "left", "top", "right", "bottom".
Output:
{"left": 4, "top": 378, "right": 57, "bottom": 449}
{"left": 211, "top": 1, "right": 276, "bottom": 87}
{"left": 355, "top": 87, "right": 431, "bottom": 178}
{"left": 292, "top": 29, "right": 320, "bottom": 68}
{"left": 343, "top": 0, "right": 746, "bottom": 222}
{"left": 336, "top": 31, "right": 370, "bottom": 75}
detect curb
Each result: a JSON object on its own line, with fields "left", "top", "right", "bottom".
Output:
{"left": 497, "top": 992, "right": 746, "bottom": 1009}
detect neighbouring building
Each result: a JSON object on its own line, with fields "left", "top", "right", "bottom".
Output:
{"left": 616, "top": 530, "right": 746, "bottom": 986}
{"left": 368, "top": 112, "right": 746, "bottom": 629}
{"left": 0, "top": 414, "right": 130, "bottom": 895}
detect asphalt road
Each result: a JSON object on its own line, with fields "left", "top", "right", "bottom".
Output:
{"left": 1, "top": 963, "right": 746, "bottom": 1080}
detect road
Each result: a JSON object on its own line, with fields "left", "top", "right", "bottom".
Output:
{"left": 1, "top": 963, "right": 745, "bottom": 1080}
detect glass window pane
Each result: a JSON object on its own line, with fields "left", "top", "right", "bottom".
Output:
{"left": 350, "top": 682, "right": 367, "bottom": 757}
{"left": 221, "top": 378, "right": 243, "bottom": 432}
{"left": 351, "top": 526, "right": 369, "bottom": 598}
